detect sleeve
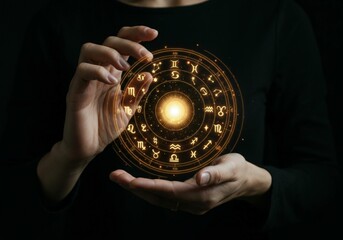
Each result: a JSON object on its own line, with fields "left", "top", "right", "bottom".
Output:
{"left": 262, "top": 0, "right": 341, "bottom": 232}
{"left": 0, "top": 7, "right": 77, "bottom": 239}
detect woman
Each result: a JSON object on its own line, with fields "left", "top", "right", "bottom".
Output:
{"left": 1, "top": 0, "right": 339, "bottom": 239}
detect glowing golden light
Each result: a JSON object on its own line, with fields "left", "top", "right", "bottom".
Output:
{"left": 165, "top": 100, "right": 184, "bottom": 120}
{"left": 156, "top": 92, "right": 194, "bottom": 130}
{"left": 113, "top": 47, "right": 243, "bottom": 180}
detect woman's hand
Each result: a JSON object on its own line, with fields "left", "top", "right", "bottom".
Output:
{"left": 61, "top": 26, "right": 158, "bottom": 167}
{"left": 37, "top": 26, "right": 158, "bottom": 202}
{"left": 110, "top": 153, "right": 272, "bottom": 214}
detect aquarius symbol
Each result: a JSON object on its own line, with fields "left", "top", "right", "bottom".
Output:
{"left": 170, "top": 144, "right": 181, "bottom": 150}
{"left": 204, "top": 106, "right": 214, "bottom": 113}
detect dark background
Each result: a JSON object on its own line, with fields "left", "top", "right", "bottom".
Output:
{"left": 1, "top": 0, "right": 342, "bottom": 238}
{"left": 1, "top": 0, "right": 342, "bottom": 164}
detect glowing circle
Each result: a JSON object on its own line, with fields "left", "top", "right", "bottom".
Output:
{"left": 156, "top": 92, "right": 194, "bottom": 130}
{"left": 112, "top": 47, "right": 244, "bottom": 180}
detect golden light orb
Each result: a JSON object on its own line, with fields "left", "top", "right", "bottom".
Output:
{"left": 156, "top": 92, "right": 194, "bottom": 130}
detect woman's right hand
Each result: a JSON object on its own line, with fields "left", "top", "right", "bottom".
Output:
{"left": 61, "top": 26, "right": 158, "bottom": 168}
{"left": 37, "top": 26, "right": 158, "bottom": 202}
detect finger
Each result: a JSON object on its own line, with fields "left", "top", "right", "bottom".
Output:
{"left": 109, "top": 169, "right": 135, "bottom": 189}
{"left": 109, "top": 170, "right": 178, "bottom": 210}
{"left": 117, "top": 26, "right": 158, "bottom": 43}
{"left": 67, "top": 63, "right": 118, "bottom": 112}
{"left": 79, "top": 42, "right": 130, "bottom": 71}
{"left": 129, "top": 178, "right": 205, "bottom": 213}
{"left": 129, "top": 177, "right": 198, "bottom": 200}
{"left": 73, "top": 62, "right": 119, "bottom": 86}
{"left": 129, "top": 178, "right": 185, "bottom": 210}
{"left": 132, "top": 190, "right": 181, "bottom": 211}
{"left": 195, "top": 154, "right": 245, "bottom": 186}
{"left": 103, "top": 36, "right": 153, "bottom": 62}
{"left": 109, "top": 72, "right": 152, "bottom": 135}
{"left": 111, "top": 172, "right": 209, "bottom": 213}
{"left": 122, "top": 72, "right": 153, "bottom": 116}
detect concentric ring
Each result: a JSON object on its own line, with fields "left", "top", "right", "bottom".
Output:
{"left": 112, "top": 47, "right": 244, "bottom": 180}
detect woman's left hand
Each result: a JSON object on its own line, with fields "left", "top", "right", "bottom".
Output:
{"left": 109, "top": 153, "right": 272, "bottom": 214}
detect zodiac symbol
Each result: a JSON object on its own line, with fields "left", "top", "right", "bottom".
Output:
{"left": 191, "top": 77, "right": 196, "bottom": 85}
{"left": 170, "top": 144, "right": 181, "bottom": 150}
{"left": 213, "top": 89, "right": 222, "bottom": 97}
{"left": 169, "top": 154, "right": 179, "bottom": 163}
{"left": 141, "top": 124, "right": 147, "bottom": 132}
{"left": 171, "top": 60, "right": 179, "bottom": 68}
{"left": 190, "top": 137, "right": 198, "bottom": 145}
{"left": 208, "top": 75, "right": 214, "bottom": 83}
{"left": 152, "top": 149, "right": 160, "bottom": 159}
{"left": 190, "top": 151, "right": 197, "bottom": 158}
{"left": 200, "top": 87, "right": 208, "bottom": 96}
{"left": 127, "top": 124, "right": 136, "bottom": 134}
{"left": 203, "top": 140, "right": 213, "bottom": 150}
{"left": 137, "top": 74, "right": 146, "bottom": 81}
{"left": 171, "top": 71, "right": 180, "bottom": 79}
{"left": 153, "top": 137, "right": 158, "bottom": 145}
{"left": 190, "top": 63, "right": 198, "bottom": 74}
{"left": 214, "top": 124, "right": 223, "bottom": 133}
{"left": 136, "top": 105, "right": 142, "bottom": 113}
{"left": 152, "top": 62, "right": 162, "bottom": 74}
{"left": 127, "top": 87, "right": 135, "bottom": 97}
{"left": 137, "top": 141, "right": 146, "bottom": 150}
{"left": 216, "top": 106, "right": 227, "bottom": 117}
{"left": 124, "top": 106, "right": 133, "bottom": 116}
{"left": 204, "top": 106, "right": 214, "bottom": 113}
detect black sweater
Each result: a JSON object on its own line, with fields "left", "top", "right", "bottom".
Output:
{"left": 0, "top": 0, "right": 340, "bottom": 239}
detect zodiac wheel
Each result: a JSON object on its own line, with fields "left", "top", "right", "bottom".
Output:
{"left": 112, "top": 47, "right": 244, "bottom": 180}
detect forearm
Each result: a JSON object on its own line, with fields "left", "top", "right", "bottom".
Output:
{"left": 37, "top": 141, "right": 87, "bottom": 203}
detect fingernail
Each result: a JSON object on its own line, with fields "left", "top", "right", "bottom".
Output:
{"left": 200, "top": 172, "right": 211, "bottom": 186}
{"left": 145, "top": 27, "right": 158, "bottom": 36}
{"left": 108, "top": 74, "right": 118, "bottom": 84}
{"left": 119, "top": 58, "right": 130, "bottom": 70}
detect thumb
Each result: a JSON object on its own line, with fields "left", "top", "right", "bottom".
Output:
{"left": 195, "top": 154, "right": 240, "bottom": 186}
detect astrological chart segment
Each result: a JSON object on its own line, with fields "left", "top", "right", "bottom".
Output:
{"left": 112, "top": 47, "right": 244, "bottom": 179}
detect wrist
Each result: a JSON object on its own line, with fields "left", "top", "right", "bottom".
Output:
{"left": 246, "top": 162, "right": 272, "bottom": 196}
{"left": 36, "top": 141, "right": 88, "bottom": 202}
{"left": 239, "top": 162, "right": 272, "bottom": 207}
{"left": 55, "top": 141, "right": 91, "bottom": 172}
